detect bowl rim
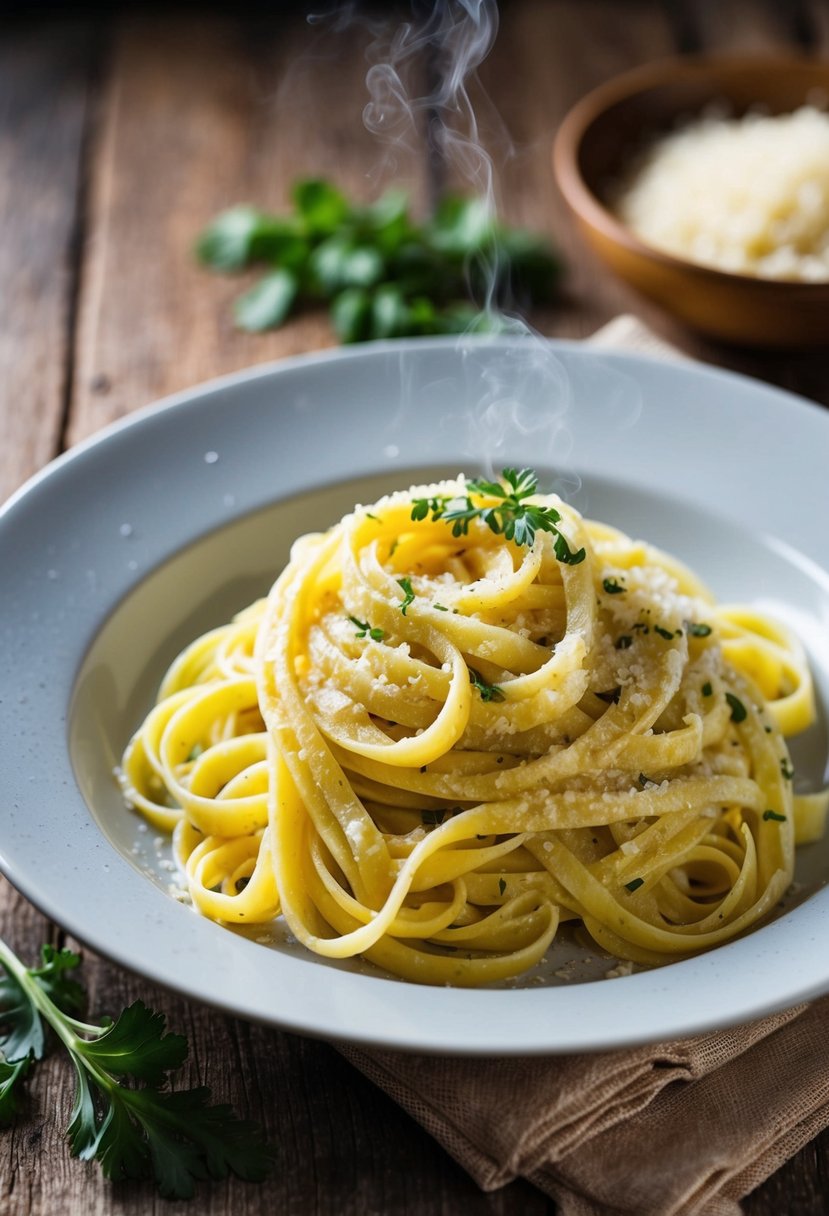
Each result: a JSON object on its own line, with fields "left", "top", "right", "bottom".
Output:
{"left": 552, "top": 52, "right": 829, "bottom": 295}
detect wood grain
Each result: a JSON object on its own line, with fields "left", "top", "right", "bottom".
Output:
{"left": 0, "top": 24, "right": 93, "bottom": 502}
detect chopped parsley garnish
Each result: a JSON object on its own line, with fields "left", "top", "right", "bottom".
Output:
{"left": 397, "top": 576, "right": 415, "bottom": 615}
{"left": 654, "top": 625, "right": 675, "bottom": 641}
{"left": 725, "top": 692, "right": 747, "bottom": 723}
{"left": 625, "top": 877, "right": 644, "bottom": 893}
{"left": 388, "top": 538, "right": 399, "bottom": 558}
{"left": 687, "top": 622, "right": 712, "bottom": 637}
{"left": 498, "top": 878, "right": 507, "bottom": 896}
{"left": 433, "top": 602, "right": 448, "bottom": 611}
{"left": 468, "top": 668, "right": 505, "bottom": 702}
{"left": 365, "top": 512, "right": 379, "bottom": 521}
{"left": 0, "top": 939, "right": 272, "bottom": 1197}
{"left": 763, "top": 810, "right": 787, "bottom": 822}
{"left": 615, "top": 635, "right": 633, "bottom": 650}
{"left": 702, "top": 681, "right": 713, "bottom": 697}
{"left": 780, "top": 758, "right": 795, "bottom": 781}
{"left": 410, "top": 468, "right": 586, "bottom": 560}
{"left": 602, "top": 577, "right": 625, "bottom": 595}
{"left": 348, "top": 615, "right": 385, "bottom": 641}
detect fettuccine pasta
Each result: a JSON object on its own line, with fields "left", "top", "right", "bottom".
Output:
{"left": 119, "top": 474, "right": 826, "bottom": 985}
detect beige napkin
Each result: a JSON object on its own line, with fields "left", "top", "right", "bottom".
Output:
{"left": 337, "top": 318, "right": 829, "bottom": 1216}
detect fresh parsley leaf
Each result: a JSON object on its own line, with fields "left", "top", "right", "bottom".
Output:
{"left": 397, "top": 577, "right": 415, "bottom": 615}
{"left": 196, "top": 207, "right": 306, "bottom": 272}
{"left": 763, "top": 810, "right": 787, "bottom": 822}
{"left": 468, "top": 668, "right": 505, "bottom": 703}
{"left": 0, "top": 1056, "right": 31, "bottom": 1122}
{"left": 310, "top": 236, "right": 384, "bottom": 294}
{"left": 348, "top": 616, "right": 384, "bottom": 642}
{"left": 553, "top": 531, "right": 586, "bottom": 566}
{"left": 330, "top": 286, "right": 372, "bottom": 343}
{"left": 410, "top": 469, "right": 582, "bottom": 558}
{"left": 234, "top": 268, "right": 298, "bottom": 333}
{"left": 195, "top": 206, "right": 268, "bottom": 271}
{"left": 30, "top": 945, "right": 85, "bottom": 1015}
{"left": 725, "top": 692, "right": 747, "bottom": 723}
{"left": 687, "top": 622, "right": 712, "bottom": 637}
{"left": 80, "top": 1002, "right": 187, "bottom": 1086}
{"left": 654, "top": 625, "right": 675, "bottom": 641}
{"left": 292, "top": 178, "right": 349, "bottom": 237}
{"left": 602, "top": 577, "right": 625, "bottom": 595}
{"left": 0, "top": 938, "right": 273, "bottom": 1197}
{"left": 0, "top": 942, "right": 81, "bottom": 1062}
{"left": 781, "top": 758, "right": 795, "bottom": 781}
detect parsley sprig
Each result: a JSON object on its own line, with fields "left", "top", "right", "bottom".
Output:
{"left": 411, "top": 469, "right": 586, "bottom": 561}
{"left": 197, "top": 182, "right": 560, "bottom": 341}
{"left": 0, "top": 939, "right": 272, "bottom": 1198}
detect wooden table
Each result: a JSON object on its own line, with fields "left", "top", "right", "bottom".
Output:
{"left": 2, "top": 2, "right": 828, "bottom": 1212}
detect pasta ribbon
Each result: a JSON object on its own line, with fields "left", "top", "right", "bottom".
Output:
{"left": 119, "top": 477, "right": 825, "bottom": 985}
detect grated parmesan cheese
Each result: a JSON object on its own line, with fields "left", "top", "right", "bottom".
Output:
{"left": 614, "top": 105, "right": 829, "bottom": 281}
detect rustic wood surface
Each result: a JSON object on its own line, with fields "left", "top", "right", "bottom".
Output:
{"left": 2, "top": 2, "right": 829, "bottom": 1213}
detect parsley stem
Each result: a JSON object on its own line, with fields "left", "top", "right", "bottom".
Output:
{"left": 0, "top": 937, "right": 103, "bottom": 1045}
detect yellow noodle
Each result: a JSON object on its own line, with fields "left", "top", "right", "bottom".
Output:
{"left": 119, "top": 476, "right": 824, "bottom": 985}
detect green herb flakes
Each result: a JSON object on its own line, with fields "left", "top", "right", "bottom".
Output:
{"left": 348, "top": 616, "right": 385, "bottom": 642}
{"left": 468, "top": 668, "right": 505, "bottom": 703}
{"left": 397, "top": 577, "right": 415, "bottom": 615}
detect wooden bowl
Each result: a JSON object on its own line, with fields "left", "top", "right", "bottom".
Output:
{"left": 552, "top": 56, "right": 829, "bottom": 347}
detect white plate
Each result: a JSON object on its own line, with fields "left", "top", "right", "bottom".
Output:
{"left": 2, "top": 338, "right": 828, "bottom": 1055}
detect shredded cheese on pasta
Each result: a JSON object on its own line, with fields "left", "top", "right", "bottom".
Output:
{"left": 119, "top": 477, "right": 827, "bottom": 986}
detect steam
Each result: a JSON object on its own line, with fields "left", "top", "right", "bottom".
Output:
{"left": 345, "top": 0, "right": 580, "bottom": 485}
{"left": 363, "top": 0, "right": 501, "bottom": 206}
{"left": 310, "top": 2, "right": 641, "bottom": 499}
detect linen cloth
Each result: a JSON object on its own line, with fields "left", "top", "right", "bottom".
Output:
{"left": 339, "top": 317, "right": 829, "bottom": 1215}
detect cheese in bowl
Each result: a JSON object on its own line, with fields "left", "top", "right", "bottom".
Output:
{"left": 612, "top": 105, "right": 829, "bottom": 282}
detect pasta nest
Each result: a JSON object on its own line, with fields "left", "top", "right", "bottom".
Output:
{"left": 120, "top": 478, "right": 824, "bottom": 986}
